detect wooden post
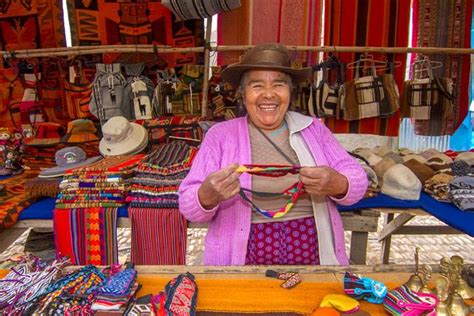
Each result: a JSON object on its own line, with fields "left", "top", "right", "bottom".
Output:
{"left": 201, "top": 18, "right": 213, "bottom": 119}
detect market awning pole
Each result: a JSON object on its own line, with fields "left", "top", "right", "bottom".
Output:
{"left": 201, "top": 17, "right": 213, "bottom": 118}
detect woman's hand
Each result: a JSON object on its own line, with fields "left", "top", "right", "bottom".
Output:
{"left": 198, "top": 163, "right": 241, "bottom": 210}
{"left": 299, "top": 166, "right": 348, "bottom": 198}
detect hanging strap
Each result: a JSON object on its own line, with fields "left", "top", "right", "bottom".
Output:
{"left": 254, "top": 124, "right": 298, "bottom": 165}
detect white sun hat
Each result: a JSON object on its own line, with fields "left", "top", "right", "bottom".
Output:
{"left": 99, "top": 116, "right": 148, "bottom": 156}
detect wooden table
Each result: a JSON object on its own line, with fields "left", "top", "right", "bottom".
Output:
{"left": 375, "top": 208, "right": 464, "bottom": 264}
{"left": 1, "top": 209, "right": 380, "bottom": 264}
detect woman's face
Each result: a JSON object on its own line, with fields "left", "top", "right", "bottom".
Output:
{"left": 242, "top": 70, "right": 291, "bottom": 130}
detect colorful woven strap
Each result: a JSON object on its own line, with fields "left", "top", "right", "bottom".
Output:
{"left": 237, "top": 164, "right": 304, "bottom": 219}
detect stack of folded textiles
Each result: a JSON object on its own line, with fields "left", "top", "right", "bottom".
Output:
{"left": 127, "top": 141, "right": 197, "bottom": 208}
{"left": 53, "top": 154, "right": 145, "bottom": 265}
{"left": 56, "top": 155, "right": 144, "bottom": 209}
{"left": 126, "top": 141, "right": 197, "bottom": 265}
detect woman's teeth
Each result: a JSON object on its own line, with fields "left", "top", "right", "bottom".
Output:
{"left": 258, "top": 104, "right": 278, "bottom": 111}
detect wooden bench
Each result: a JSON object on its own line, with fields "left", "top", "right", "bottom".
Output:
{"left": 0, "top": 210, "right": 380, "bottom": 264}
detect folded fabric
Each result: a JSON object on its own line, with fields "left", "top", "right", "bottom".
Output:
{"left": 451, "top": 160, "right": 474, "bottom": 177}
{"left": 423, "top": 173, "right": 453, "bottom": 202}
{"left": 448, "top": 176, "right": 474, "bottom": 212}
{"left": 320, "top": 294, "right": 360, "bottom": 313}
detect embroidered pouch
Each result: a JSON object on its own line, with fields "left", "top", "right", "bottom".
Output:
{"left": 383, "top": 285, "right": 438, "bottom": 316}
{"left": 164, "top": 272, "right": 198, "bottom": 316}
{"left": 343, "top": 271, "right": 388, "bottom": 304}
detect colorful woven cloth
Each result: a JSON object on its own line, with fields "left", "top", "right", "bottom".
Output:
{"left": 136, "top": 277, "right": 399, "bottom": 315}
{"left": 0, "top": 173, "right": 36, "bottom": 231}
{"left": 129, "top": 207, "right": 187, "bottom": 265}
{"left": 323, "top": 0, "right": 411, "bottom": 136}
{"left": 127, "top": 142, "right": 194, "bottom": 264}
{"left": 54, "top": 207, "right": 118, "bottom": 265}
{"left": 54, "top": 155, "right": 143, "bottom": 265}
{"left": 411, "top": 0, "right": 472, "bottom": 136}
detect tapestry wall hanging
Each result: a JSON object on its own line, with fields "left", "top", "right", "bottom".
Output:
{"left": 66, "top": 0, "right": 204, "bottom": 67}
{"left": 411, "top": 0, "right": 472, "bottom": 136}
{"left": 0, "top": 0, "right": 65, "bottom": 51}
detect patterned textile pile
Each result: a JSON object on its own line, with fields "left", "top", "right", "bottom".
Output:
{"left": 127, "top": 141, "right": 197, "bottom": 264}
{"left": 54, "top": 155, "right": 144, "bottom": 265}
{"left": 0, "top": 256, "right": 141, "bottom": 315}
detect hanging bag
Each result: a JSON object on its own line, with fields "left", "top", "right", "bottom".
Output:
{"left": 123, "top": 63, "right": 155, "bottom": 120}
{"left": 310, "top": 57, "right": 345, "bottom": 118}
{"left": 401, "top": 59, "right": 456, "bottom": 136}
{"left": 89, "top": 64, "right": 127, "bottom": 125}
{"left": 340, "top": 60, "right": 399, "bottom": 121}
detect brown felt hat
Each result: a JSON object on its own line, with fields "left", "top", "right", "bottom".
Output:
{"left": 221, "top": 43, "right": 312, "bottom": 86}
{"left": 403, "top": 159, "right": 435, "bottom": 184}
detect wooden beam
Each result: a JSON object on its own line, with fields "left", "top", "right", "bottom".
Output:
{"left": 201, "top": 18, "right": 213, "bottom": 118}
{"left": 378, "top": 213, "right": 415, "bottom": 241}
{"left": 340, "top": 213, "right": 379, "bottom": 232}
{"left": 381, "top": 213, "right": 394, "bottom": 264}
{"left": 91, "top": 264, "right": 437, "bottom": 275}
{"left": 3, "top": 45, "right": 474, "bottom": 59}
{"left": 350, "top": 232, "right": 368, "bottom": 264}
{"left": 389, "top": 226, "right": 462, "bottom": 235}
{"left": 15, "top": 214, "right": 380, "bottom": 232}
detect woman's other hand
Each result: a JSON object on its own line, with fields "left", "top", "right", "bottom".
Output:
{"left": 299, "top": 166, "right": 348, "bottom": 198}
{"left": 198, "top": 163, "right": 241, "bottom": 209}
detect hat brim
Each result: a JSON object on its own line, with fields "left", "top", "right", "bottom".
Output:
{"left": 61, "top": 133, "right": 100, "bottom": 144}
{"left": 99, "top": 123, "right": 148, "bottom": 156}
{"left": 24, "top": 138, "right": 61, "bottom": 147}
{"left": 220, "top": 64, "right": 312, "bottom": 87}
{"left": 38, "top": 156, "right": 102, "bottom": 178}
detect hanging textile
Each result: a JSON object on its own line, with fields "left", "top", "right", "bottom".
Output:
{"left": 54, "top": 207, "right": 118, "bottom": 265}
{"left": 128, "top": 207, "right": 187, "bottom": 265}
{"left": 217, "top": 0, "right": 323, "bottom": 66}
{"left": 0, "top": 0, "right": 65, "bottom": 51}
{"left": 323, "top": 0, "right": 411, "bottom": 136}
{"left": 66, "top": 0, "right": 204, "bottom": 67}
{"left": 127, "top": 141, "right": 196, "bottom": 264}
{"left": 0, "top": 67, "right": 24, "bottom": 129}
{"left": 412, "top": 0, "right": 472, "bottom": 136}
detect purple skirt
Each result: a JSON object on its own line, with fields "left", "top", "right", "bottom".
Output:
{"left": 245, "top": 216, "right": 320, "bottom": 265}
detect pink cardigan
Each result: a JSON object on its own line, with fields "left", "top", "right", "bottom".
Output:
{"left": 179, "top": 114, "right": 368, "bottom": 265}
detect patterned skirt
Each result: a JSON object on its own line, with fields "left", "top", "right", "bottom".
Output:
{"left": 245, "top": 216, "right": 320, "bottom": 265}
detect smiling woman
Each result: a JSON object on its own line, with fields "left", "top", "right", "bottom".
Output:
{"left": 179, "top": 43, "right": 368, "bottom": 266}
